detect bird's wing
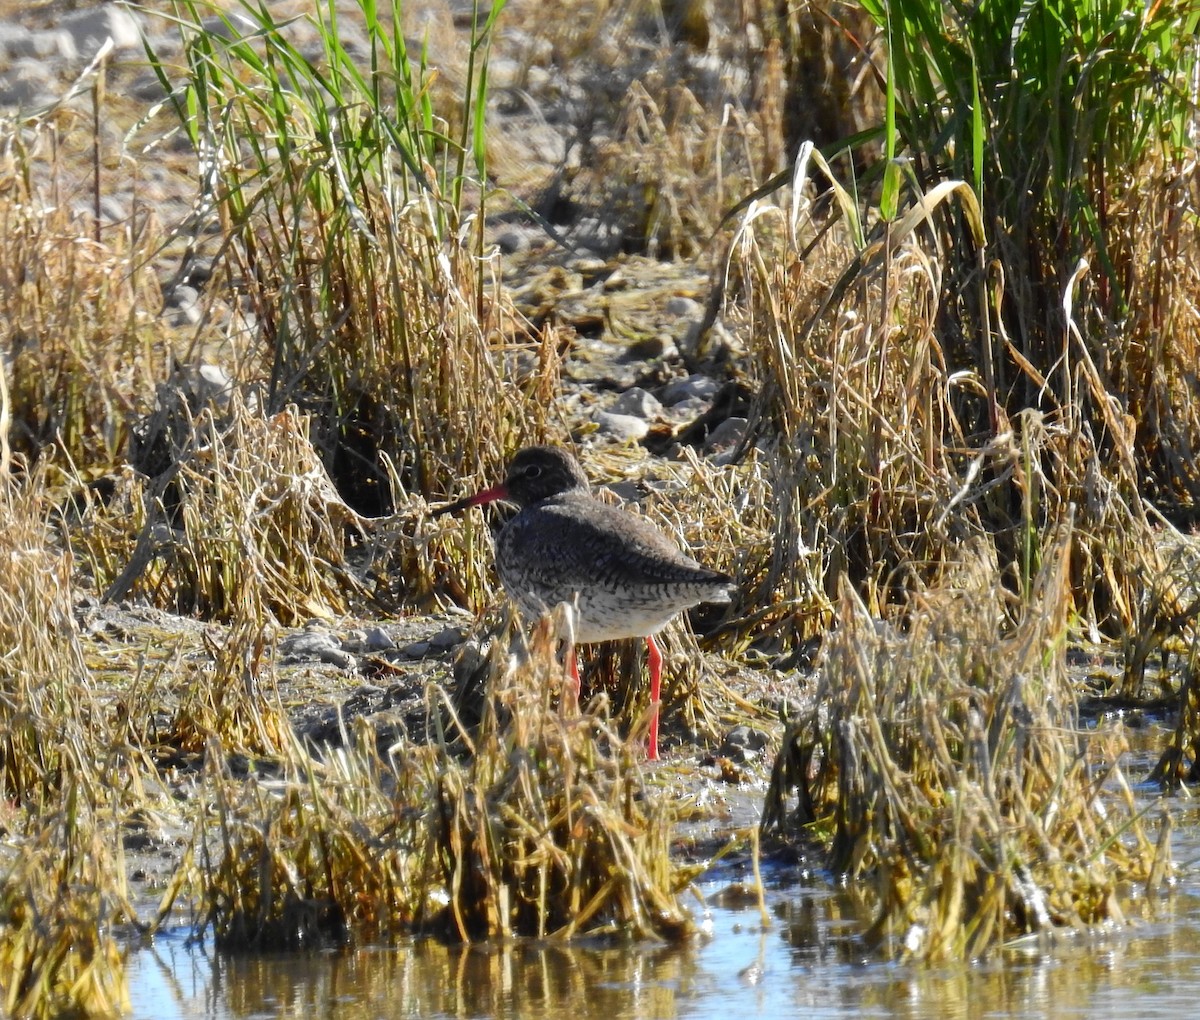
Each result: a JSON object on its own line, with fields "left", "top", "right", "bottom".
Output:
{"left": 501, "top": 500, "right": 722, "bottom": 595}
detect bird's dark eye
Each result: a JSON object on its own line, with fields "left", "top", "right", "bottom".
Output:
{"left": 525, "top": 464, "right": 543, "bottom": 478}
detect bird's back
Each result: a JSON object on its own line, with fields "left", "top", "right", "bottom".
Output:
{"left": 495, "top": 492, "right": 731, "bottom": 642}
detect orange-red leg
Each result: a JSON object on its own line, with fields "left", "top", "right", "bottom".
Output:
{"left": 646, "top": 635, "right": 662, "bottom": 761}
{"left": 568, "top": 648, "right": 581, "bottom": 698}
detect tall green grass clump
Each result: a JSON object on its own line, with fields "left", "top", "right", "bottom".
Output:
{"left": 120, "top": 0, "right": 563, "bottom": 615}
{"left": 858, "top": 0, "right": 1200, "bottom": 506}
{"left": 143, "top": 0, "right": 558, "bottom": 510}
{"left": 741, "top": 3, "right": 1199, "bottom": 657}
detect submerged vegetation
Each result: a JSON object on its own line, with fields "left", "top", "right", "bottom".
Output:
{"left": 1, "top": 0, "right": 1199, "bottom": 1014}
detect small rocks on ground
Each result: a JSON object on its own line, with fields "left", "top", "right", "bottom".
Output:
{"left": 608, "top": 386, "right": 663, "bottom": 419}
{"left": 662, "top": 373, "right": 720, "bottom": 406}
{"left": 719, "top": 724, "right": 770, "bottom": 761}
{"left": 664, "top": 296, "right": 703, "bottom": 320}
{"left": 281, "top": 629, "right": 355, "bottom": 670}
{"left": 704, "top": 416, "right": 748, "bottom": 454}
{"left": 591, "top": 409, "right": 650, "bottom": 442}
{"left": 60, "top": 6, "right": 144, "bottom": 56}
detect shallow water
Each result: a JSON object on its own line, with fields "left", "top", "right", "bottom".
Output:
{"left": 128, "top": 857, "right": 1200, "bottom": 1020}
{"left": 126, "top": 722, "right": 1200, "bottom": 1020}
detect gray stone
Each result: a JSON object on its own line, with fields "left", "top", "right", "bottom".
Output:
{"left": 494, "top": 229, "right": 529, "bottom": 254}
{"left": 362, "top": 627, "right": 396, "bottom": 652}
{"left": 315, "top": 646, "right": 355, "bottom": 669}
{"left": 592, "top": 409, "right": 649, "bottom": 442}
{"left": 601, "top": 268, "right": 629, "bottom": 292}
{"left": 625, "top": 333, "right": 677, "bottom": 361}
{"left": 662, "top": 373, "right": 719, "bottom": 406}
{"left": 4, "top": 27, "right": 78, "bottom": 62}
{"left": 665, "top": 395, "right": 709, "bottom": 419}
{"left": 0, "top": 25, "right": 35, "bottom": 60}
{"left": 200, "top": 15, "right": 242, "bottom": 41}
{"left": 163, "top": 305, "right": 200, "bottom": 329}
{"left": 664, "top": 296, "right": 703, "bottom": 319}
{"left": 163, "top": 285, "right": 202, "bottom": 327}
{"left": 486, "top": 56, "right": 521, "bottom": 90}
{"left": 704, "top": 416, "right": 748, "bottom": 453}
{"left": 0, "top": 73, "right": 46, "bottom": 110}
{"left": 282, "top": 630, "right": 343, "bottom": 658}
{"left": 720, "top": 724, "right": 770, "bottom": 760}
{"left": 130, "top": 72, "right": 170, "bottom": 102}
{"left": 60, "top": 6, "right": 144, "bottom": 56}
{"left": 5, "top": 55, "right": 59, "bottom": 89}
{"left": 340, "top": 629, "right": 369, "bottom": 653}
{"left": 164, "top": 284, "right": 199, "bottom": 309}
{"left": 429, "top": 625, "right": 466, "bottom": 651}
{"left": 281, "top": 629, "right": 355, "bottom": 669}
{"left": 608, "top": 387, "right": 663, "bottom": 419}
{"left": 191, "top": 363, "right": 233, "bottom": 406}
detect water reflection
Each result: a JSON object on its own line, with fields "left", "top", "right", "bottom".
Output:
{"left": 130, "top": 935, "right": 710, "bottom": 1020}
{"left": 128, "top": 877, "right": 1200, "bottom": 1020}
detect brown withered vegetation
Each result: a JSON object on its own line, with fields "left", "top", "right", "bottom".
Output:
{"left": 181, "top": 604, "right": 687, "bottom": 950}
{"left": 763, "top": 524, "right": 1166, "bottom": 960}
{"left": 1, "top": 0, "right": 1198, "bottom": 1014}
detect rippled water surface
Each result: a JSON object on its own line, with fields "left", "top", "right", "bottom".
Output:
{"left": 128, "top": 853, "right": 1200, "bottom": 1020}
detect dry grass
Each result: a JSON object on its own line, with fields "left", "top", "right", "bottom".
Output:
{"left": 762, "top": 523, "right": 1168, "bottom": 959}
{"left": 0, "top": 114, "right": 168, "bottom": 470}
{"left": 0, "top": 796, "right": 133, "bottom": 1019}
{"left": 86, "top": 398, "right": 370, "bottom": 624}
{"left": 0, "top": 0, "right": 1198, "bottom": 1013}
{"left": 0, "top": 466, "right": 95, "bottom": 803}
{"left": 0, "top": 469, "right": 149, "bottom": 1017}
{"left": 180, "top": 604, "right": 693, "bottom": 948}
{"left": 495, "top": 0, "right": 786, "bottom": 257}
{"left": 431, "top": 606, "right": 692, "bottom": 940}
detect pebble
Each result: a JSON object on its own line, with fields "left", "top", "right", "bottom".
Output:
{"left": 429, "top": 625, "right": 466, "bottom": 651}
{"left": 362, "top": 626, "right": 396, "bottom": 652}
{"left": 494, "top": 229, "right": 529, "bottom": 254}
{"left": 199, "top": 15, "right": 240, "bottom": 41}
{"left": 3, "top": 27, "right": 77, "bottom": 62}
{"left": 162, "top": 284, "right": 202, "bottom": 327}
{"left": 608, "top": 387, "right": 663, "bottom": 419}
{"left": 666, "top": 395, "right": 710, "bottom": 419}
{"left": 592, "top": 409, "right": 650, "bottom": 442}
{"left": 317, "top": 646, "right": 356, "bottom": 669}
{"left": 0, "top": 66, "right": 54, "bottom": 110}
{"left": 662, "top": 373, "right": 719, "bottom": 406}
{"left": 167, "top": 362, "right": 234, "bottom": 408}
{"left": 625, "top": 334, "right": 676, "bottom": 360}
{"left": 485, "top": 55, "right": 521, "bottom": 90}
{"left": 396, "top": 624, "right": 465, "bottom": 657}
{"left": 60, "top": 6, "right": 144, "bottom": 56}
{"left": 664, "top": 296, "right": 703, "bottom": 319}
{"left": 704, "top": 416, "right": 748, "bottom": 453}
{"left": 720, "top": 724, "right": 770, "bottom": 761}
{"left": 130, "top": 71, "right": 170, "bottom": 102}
{"left": 282, "top": 629, "right": 344, "bottom": 661}
{"left": 601, "top": 268, "right": 629, "bottom": 291}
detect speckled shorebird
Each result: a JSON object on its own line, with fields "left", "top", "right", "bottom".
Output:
{"left": 435, "top": 445, "right": 733, "bottom": 760}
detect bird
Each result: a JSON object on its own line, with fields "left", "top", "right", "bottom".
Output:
{"left": 434, "top": 445, "right": 733, "bottom": 760}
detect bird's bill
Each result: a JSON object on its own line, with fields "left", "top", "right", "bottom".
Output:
{"left": 432, "top": 482, "right": 510, "bottom": 517}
